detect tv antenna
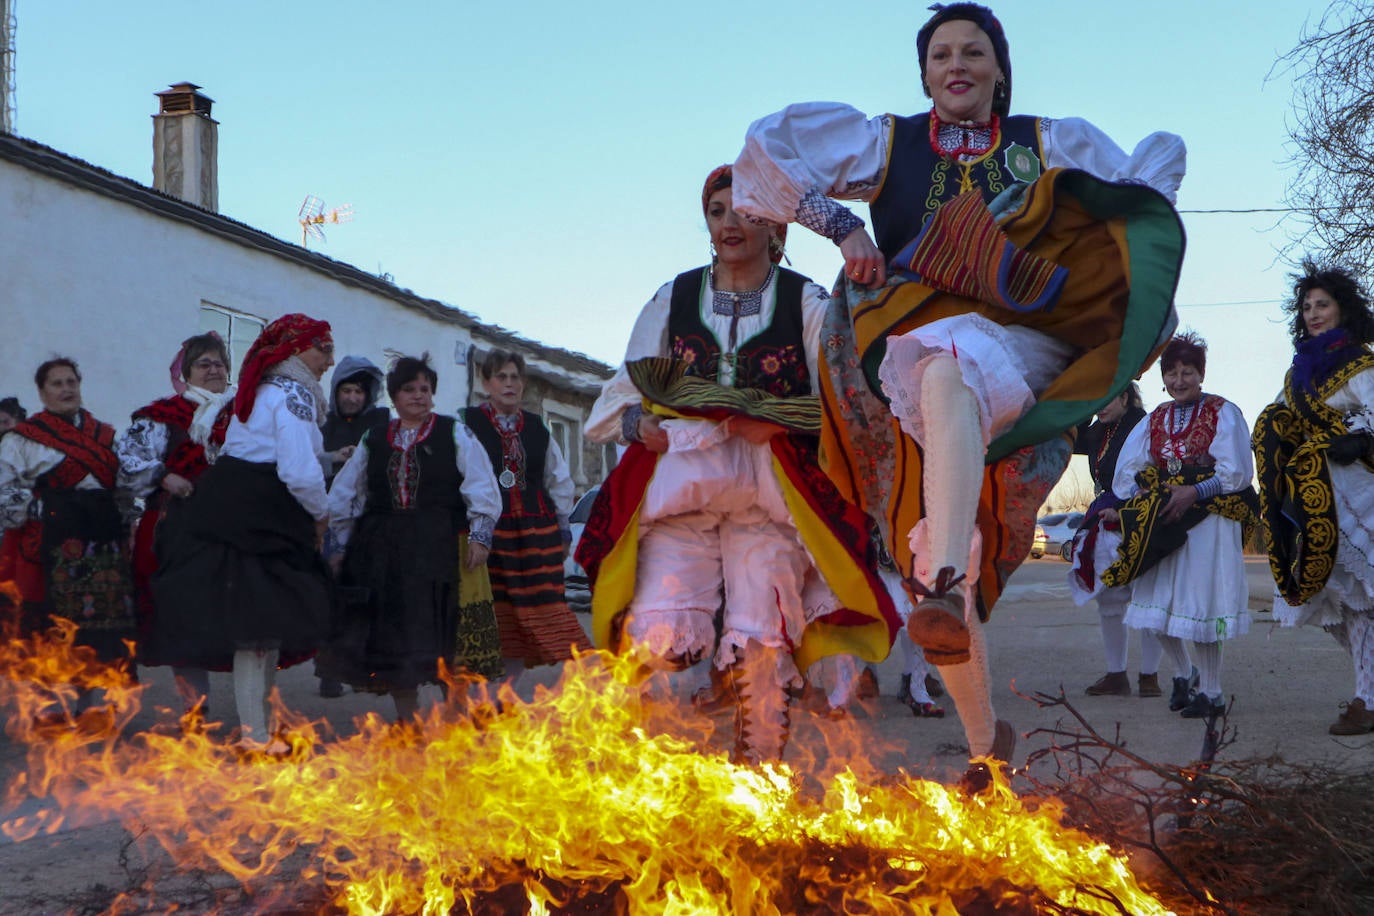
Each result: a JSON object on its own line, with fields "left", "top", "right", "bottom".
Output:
{"left": 298, "top": 195, "right": 353, "bottom": 248}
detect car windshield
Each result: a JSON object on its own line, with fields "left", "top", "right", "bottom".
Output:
{"left": 570, "top": 488, "right": 600, "bottom": 524}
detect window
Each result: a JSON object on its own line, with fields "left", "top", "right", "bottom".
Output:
{"left": 200, "top": 302, "right": 265, "bottom": 378}
{"left": 602, "top": 442, "right": 618, "bottom": 480}
{"left": 546, "top": 410, "right": 582, "bottom": 481}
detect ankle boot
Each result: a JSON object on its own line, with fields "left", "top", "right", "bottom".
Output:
{"left": 728, "top": 640, "right": 791, "bottom": 765}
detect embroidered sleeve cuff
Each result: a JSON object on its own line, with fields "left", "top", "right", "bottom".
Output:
{"left": 621, "top": 404, "right": 645, "bottom": 443}
{"left": 795, "top": 187, "right": 865, "bottom": 244}
{"left": 468, "top": 517, "right": 494, "bottom": 549}
{"left": 1192, "top": 476, "right": 1224, "bottom": 501}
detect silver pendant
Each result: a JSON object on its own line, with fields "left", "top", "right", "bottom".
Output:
{"left": 1166, "top": 457, "right": 1181, "bottom": 476}
{"left": 499, "top": 468, "right": 517, "bottom": 489}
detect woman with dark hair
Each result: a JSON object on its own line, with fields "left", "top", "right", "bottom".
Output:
{"left": 1067, "top": 383, "right": 1163, "bottom": 699}
{"left": 153, "top": 314, "right": 335, "bottom": 753}
{"left": 1254, "top": 261, "right": 1374, "bottom": 734}
{"left": 117, "top": 333, "right": 235, "bottom": 715}
{"left": 1102, "top": 333, "right": 1257, "bottom": 719}
{"left": 323, "top": 354, "right": 504, "bottom": 721}
{"left": 730, "top": 1, "right": 1186, "bottom": 780}
{"left": 0, "top": 397, "right": 25, "bottom": 437}
{"left": 581, "top": 164, "right": 897, "bottom": 764}
{"left": 463, "top": 349, "right": 590, "bottom": 688}
{"left": 0, "top": 357, "right": 136, "bottom": 715}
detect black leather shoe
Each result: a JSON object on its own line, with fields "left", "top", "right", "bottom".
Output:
{"left": 1168, "top": 666, "right": 1199, "bottom": 711}
{"left": 1180, "top": 692, "right": 1224, "bottom": 719}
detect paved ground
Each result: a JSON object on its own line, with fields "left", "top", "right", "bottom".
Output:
{"left": 0, "top": 555, "right": 1366, "bottom": 912}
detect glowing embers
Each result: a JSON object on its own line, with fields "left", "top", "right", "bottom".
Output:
{"left": 1, "top": 620, "right": 1171, "bottom": 915}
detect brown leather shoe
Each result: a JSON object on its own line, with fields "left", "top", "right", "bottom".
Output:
{"left": 1137, "top": 673, "right": 1162, "bottom": 698}
{"left": 906, "top": 594, "right": 970, "bottom": 665}
{"left": 1085, "top": 671, "right": 1131, "bottom": 696}
{"left": 1329, "top": 697, "right": 1374, "bottom": 735}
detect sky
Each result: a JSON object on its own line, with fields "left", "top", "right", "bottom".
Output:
{"left": 7, "top": 0, "right": 1336, "bottom": 446}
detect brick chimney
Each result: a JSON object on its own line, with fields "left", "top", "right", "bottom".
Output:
{"left": 152, "top": 82, "right": 218, "bottom": 211}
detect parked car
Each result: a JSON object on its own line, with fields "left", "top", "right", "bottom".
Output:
{"left": 1030, "top": 523, "right": 1049, "bottom": 559}
{"left": 1036, "top": 512, "right": 1086, "bottom": 561}
{"left": 563, "top": 485, "right": 601, "bottom": 612}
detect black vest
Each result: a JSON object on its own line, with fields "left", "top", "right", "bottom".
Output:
{"left": 462, "top": 407, "right": 552, "bottom": 516}
{"left": 666, "top": 266, "right": 811, "bottom": 398}
{"left": 869, "top": 113, "right": 1044, "bottom": 261}
{"left": 363, "top": 414, "right": 467, "bottom": 529}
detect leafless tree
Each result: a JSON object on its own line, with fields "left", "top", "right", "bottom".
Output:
{"left": 1278, "top": 0, "right": 1374, "bottom": 266}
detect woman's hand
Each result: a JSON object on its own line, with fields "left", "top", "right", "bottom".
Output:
{"left": 466, "top": 542, "right": 490, "bottom": 570}
{"left": 162, "top": 472, "right": 195, "bottom": 499}
{"left": 726, "top": 416, "right": 783, "bottom": 444}
{"left": 1098, "top": 507, "right": 1121, "bottom": 524}
{"left": 1161, "top": 483, "right": 1197, "bottom": 523}
{"left": 840, "top": 227, "right": 886, "bottom": 288}
{"left": 637, "top": 413, "right": 669, "bottom": 453}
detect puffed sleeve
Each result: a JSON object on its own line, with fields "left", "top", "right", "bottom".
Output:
{"left": 1111, "top": 414, "right": 1153, "bottom": 500}
{"left": 116, "top": 416, "right": 172, "bottom": 499}
{"left": 1206, "top": 400, "right": 1255, "bottom": 493}
{"left": 326, "top": 430, "right": 370, "bottom": 550}
{"left": 454, "top": 421, "right": 501, "bottom": 548}
{"left": 1043, "top": 118, "right": 1186, "bottom": 204}
{"left": 585, "top": 280, "right": 675, "bottom": 444}
{"left": 270, "top": 388, "right": 328, "bottom": 520}
{"left": 1343, "top": 367, "right": 1374, "bottom": 433}
{"left": 733, "top": 102, "right": 889, "bottom": 224}
{"left": 0, "top": 434, "right": 66, "bottom": 529}
{"left": 799, "top": 281, "right": 832, "bottom": 391}
{"left": 543, "top": 435, "right": 576, "bottom": 525}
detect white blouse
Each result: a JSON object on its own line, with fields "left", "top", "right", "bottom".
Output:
{"left": 1111, "top": 398, "right": 1254, "bottom": 501}
{"left": 221, "top": 378, "right": 328, "bottom": 521}
{"left": 586, "top": 270, "right": 831, "bottom": 444}
{"left": 327, "top": 418, "right": 501, "bottom": 551}
{"left": 0, "top": 420, "right": 119, "bottom": 529}
{"left": 731, "top": 101, "right": 1186, "bottom": 232}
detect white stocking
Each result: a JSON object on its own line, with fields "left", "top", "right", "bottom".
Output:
{"left": 1193, "top": 640, "right": 1223, "bottom": 699}
{"left": 1155, "top": 632, "right": 1192, "bottom": 679}
{"left": 917, "top": 355, "right": 983, "bottom": 580}
{"left": 1139, "top": 627, "right": 1163, "bottom": 676}
{"left": 937, "top": 612, "right": 996, "bottom": 756}
{"left": 233, "top": 648, "right": 278, "bottom": 743}
{"left": 1346, "top": 614, "right": 1374, "bottom": 706}
{"left": 1099, "top": 614, "right": 1128, "bottom": 673}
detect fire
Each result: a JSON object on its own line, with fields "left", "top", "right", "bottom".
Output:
{"left": 2, "top": 607, "right": 1174, "bottom": 915}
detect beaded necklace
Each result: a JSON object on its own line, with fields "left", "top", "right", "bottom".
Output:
{"left": 928, "top": 109, "right": 1001, "bottom": 161}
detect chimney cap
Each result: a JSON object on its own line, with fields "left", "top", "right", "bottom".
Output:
{"left": 155, "top": 82, "right": 214, "bottom": 116}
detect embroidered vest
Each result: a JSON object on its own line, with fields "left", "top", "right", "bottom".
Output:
{"left": 462, "top": 407, "right": 552, "bottom": 517}
{"left": 666, "top": 266, "right": 811, "bottom": 398}
{"left": 869, "top": 113, "right": 1044, "bottom": 262}
{"left": 363, "top": 414, "right": 467, "bottom": 529}
{"left": 1147, "top": 395, "right": 1224, "bottom": 470}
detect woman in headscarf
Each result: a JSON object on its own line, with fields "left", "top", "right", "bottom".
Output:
{"left": 0, "top": 358, "right": 136, "bottom": 718}
{"left": 731, "top": 2, "right": 1185, "bottom": 785}
{"left": 322, "top": 354, "right": 504, "bottom": 721}
{"left": 1254, "top": 261, "right": 1374, "bottom": 734}
{"left": 580, "top": 164, "right": 897, "bottom": 765}
{"left": 1102, "top": 333, "right": 1257, "bottom": 720}
{"left": 153, "top": 314, "right": 335, "bottom": 754}
{"left": 117, "top": 333, "right": 236, "bottom": 716}
{"left": 1067, "top": 383, "right": 1163, "bottom": 699}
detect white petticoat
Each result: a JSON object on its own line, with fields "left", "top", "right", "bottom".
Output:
{"left": 1123, "top": 514, "right": 1250, "bottom": 643}
{"left": 1067, "top": 523, "right": 1123, "bottom": 607}
{"left": 877, "top": 314, "right": 1076, "bottom": 449}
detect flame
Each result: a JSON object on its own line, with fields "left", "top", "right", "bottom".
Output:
{"left": 2, "top": 605, "right": 1174, "bottom": 915}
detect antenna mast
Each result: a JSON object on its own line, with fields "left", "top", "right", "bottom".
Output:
{"left": 0, "top": 0, "right": 15, "bottom": 134}
{"left": 298, "top": 194, "right": 353, "bottom": 249}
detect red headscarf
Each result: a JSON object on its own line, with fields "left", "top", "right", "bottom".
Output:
{"left": 233, "top": 313, "right": 332, "bottom": 422}
{"left": 702, "top": 164, "right": 788, "bottom": 264}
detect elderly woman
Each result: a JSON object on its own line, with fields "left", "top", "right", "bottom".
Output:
{"left": 153, "top": 314, "right": 335, "bottom": 753}
{"left": 0, "top": 358, "right": 136, "bottom": 709}
{"left": 731, "top": 1, "right": 1185, "bottom": 781}
{"left": 462, "top": 350, "right": 590, "bottom": 687}
{"left": 1102, "top": 333, "right": 1257, "bottom": 719}
{"left": 580, "top": 164, "right": 896, "bottom": 764}
{"left": 1067, "top": 383, "right": 1163, "bottom": 699}
{"left": 323, "top": 355, "right": 504, "bottom": 721}
{"left": 1254, "top": 262, "right": 1374, "bottom": 735}
{"left": 117, "top": 333, "right": 236, "bottom": 715}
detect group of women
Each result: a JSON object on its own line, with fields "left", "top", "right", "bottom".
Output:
{"left": 0, "top": 318, "right": 589, "bottom": 752}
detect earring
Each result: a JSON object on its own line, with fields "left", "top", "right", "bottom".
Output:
{"left": 994, "top": 78, "right": 1007, "bottom": 101}
{"left": 709, "top": 240, "right": 718, "bottom": 264}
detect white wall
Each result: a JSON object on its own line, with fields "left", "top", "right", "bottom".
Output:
{"left": 0, "top": 159, "right": 477, "bottom": 426}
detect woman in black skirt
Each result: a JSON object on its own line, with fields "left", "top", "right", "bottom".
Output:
{"left": 321, "top": 355, "right": 503, "bottom": 721}
{"left": 153, "top": 313, "right": 335, "bottom": 753}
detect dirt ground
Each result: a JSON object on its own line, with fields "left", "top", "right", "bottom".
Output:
{"left": 1, "top": 557, "right": 1367, "bottom": 914}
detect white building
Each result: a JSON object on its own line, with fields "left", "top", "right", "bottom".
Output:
{"left": 0, "top": 83, "right": 614, "bottom": 488}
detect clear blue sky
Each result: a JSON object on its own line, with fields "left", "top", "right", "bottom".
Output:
{"left": 10, "top": 0, "right": 1328, "bottom": 429}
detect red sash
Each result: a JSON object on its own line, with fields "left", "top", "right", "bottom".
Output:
{"left": 13, "top": 410, "right": 119, "bottom": 490}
